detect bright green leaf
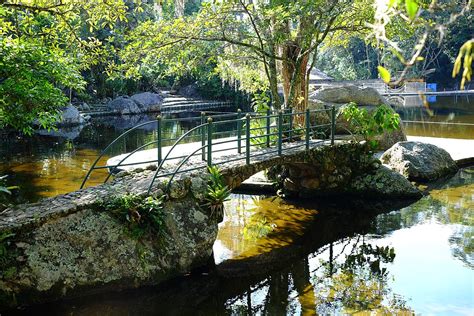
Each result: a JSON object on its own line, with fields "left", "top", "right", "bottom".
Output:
{"left": 377, "top": 66, "right": 391, "bottom": 83}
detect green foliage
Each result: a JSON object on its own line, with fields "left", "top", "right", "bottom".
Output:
{"left": 0, "top": 37, "right": 85, "bottom": 134}
{"left": 204, "top": 166, "right": 231, "bottom": 218}
{"left": 101, "top": 194, "right": 166, "bottom": 239}
{"left": 341, "top": 103, "right": 400, "bottom": 148}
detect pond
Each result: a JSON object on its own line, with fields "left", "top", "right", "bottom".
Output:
{"left": 6, "top": 166, "right": 473, "bottom": 315}
{"left": 0, "top": 96, "right": 473, "bottom": 204}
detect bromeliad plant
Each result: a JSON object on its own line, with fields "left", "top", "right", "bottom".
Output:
{"left": 101, "top": 194, "right": 166, "bottom": 240}
{"left": 204, "top": 166, "right": 231, "bottom": 218}
{"left": 340, "top": 102, "right": 401, "bottom": 149}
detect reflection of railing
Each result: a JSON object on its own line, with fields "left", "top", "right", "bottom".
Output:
{"left": 81, "top": 107, "right": 336, "bottom": 194}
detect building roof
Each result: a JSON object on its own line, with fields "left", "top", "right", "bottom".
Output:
{"left": 309, "top": 68, "right": 334, "bottom": 81}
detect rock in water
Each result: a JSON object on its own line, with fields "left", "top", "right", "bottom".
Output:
{"left": 348, "top": 165, "right": 421, "bottom": 198}
{"left": 312, "top": 84, "right": 387, "bottom": 106}
{"left": 381, "top": 141, "right": 459, "bottom": 181}
{"left": 107, "top": 96, "right": 141, "bottom": 114}
{"left": 57, "top": 105, "right": 85, "bottom": 126}
{"left": 131, "top": 92, "right": 163, "bottom": 112}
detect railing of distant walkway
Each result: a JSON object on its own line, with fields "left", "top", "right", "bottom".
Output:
{"left": 80, "top": 107, "right": 337, "bottom": 194}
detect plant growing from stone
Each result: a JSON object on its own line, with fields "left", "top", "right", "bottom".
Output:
{"left": 204, "top": 166, "right": 231, "bottom": 218}
{"left": 340, "top": 103, "right": 400, "bottom": 149}
{"left": 101, "top": 194, "right": 166, "bottom": 239}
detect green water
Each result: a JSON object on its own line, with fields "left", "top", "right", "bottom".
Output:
{"left": 6, "top": 167, "right": 473, "bottom": 315}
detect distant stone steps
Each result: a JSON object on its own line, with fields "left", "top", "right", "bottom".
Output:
{"left": 80, "top": 94, "right": 235, "bottom": 117}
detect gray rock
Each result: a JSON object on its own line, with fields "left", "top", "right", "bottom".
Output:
{"left": 107, "top": 96, "right": 141, "bottom": 114}
{"left": 311, "top": 84, "right": 387, "bottom": 106}
{"left": 77, "top": 102, "right": 90, "bottom": 111}
{"left": 57, "top": 105, "right": 85, "bottom": 127}
{"left": 178, "top": 84, "right": 200, "bottom": 98}
{"left": 348, "top": 165, "right": 421, "bottom": 197}
{"left": 131, "top": 92, "right": 163, "bottom": 112}
{"left": 381, "top": 141, "right": 459, "bottom": 181}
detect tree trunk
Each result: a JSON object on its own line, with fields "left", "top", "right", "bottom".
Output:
{"left": 268, "top": 41, "right": 282, "bottom": 109}
{"left": 282, "top": 41, "right": 309, "bottom": 125}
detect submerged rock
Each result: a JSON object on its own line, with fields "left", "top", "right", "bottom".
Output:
{"left": 381, "top": 141, "right": 459, "bottom": 182}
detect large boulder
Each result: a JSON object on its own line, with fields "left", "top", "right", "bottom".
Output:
{"left": 107, "top": 96, "right": 141, "bottom": 114}
{"left": 131, "top": 92, "right": 163, "bottom": 112}
{"left": 57, "top": 105, "right": 85, "bottom": 127}
{"left": 348, "top": 165, "right": 421, "bottom": 197}
{"left": 0, "top": 171, "right": 219, "bottom": 309}
{"left": 312, "top": 84, "right": 387, "bottom": 106}
{"left": 381, "top": 141, "right": 459, "bottom": 181}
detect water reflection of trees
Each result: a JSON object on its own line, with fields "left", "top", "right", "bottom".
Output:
{"left": 221, "top": 236, "right": 413, "bottom": 315}
{"left": 376, "top": 168, "right": 473, "bottom": 268}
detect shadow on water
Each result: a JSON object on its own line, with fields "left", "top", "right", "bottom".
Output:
{"left": 5, "top": 198, "right": 417, "bottom": 316}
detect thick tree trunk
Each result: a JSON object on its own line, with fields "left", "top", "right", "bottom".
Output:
{"left": 282, "top": 41, "right": 309, "bottom": 125}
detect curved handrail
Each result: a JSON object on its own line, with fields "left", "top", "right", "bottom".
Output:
{"left": 147, "top": 122, "right": 210, "bottom": 194}
{"left": 103, "top": 139, "right": 158, "bottom": 183}
{"left": 163, "top": 145, "right": 208, "bottom": 194}
{"left": 80, "top": 119, "right": 159, "bottom": 189}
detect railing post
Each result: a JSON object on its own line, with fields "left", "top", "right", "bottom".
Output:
{"left": 156, "top": 115, "right": 162, "bottom": 165}
{"left": 278, "top": 110, "right": 283, "bottom": 155}
{"left": 288, "top": 107, "right": 293, "bottom": 142}
{"left": 237, "top": 109, "right": 242, "bottom": 154}
{"left": 201, "top": 112, "right": 206, "bottom": 161}
{"left": 305, "top": 109, "right": 310, "bottom": 150}
{"left": 245, "top": 113, "right": 251, "bottom": 165}
{"left": 331, "top": 105, "right": 336, "bottom": 145}
{"left": 207, "top": 117, "right": 213, "bottom": 166}
{"left": 266, "top": 108, "right": 271, "bottom": 147}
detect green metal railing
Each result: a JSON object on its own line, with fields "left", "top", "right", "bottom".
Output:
{"left": 80, "top": 107, "right": 337, "bottom": 194}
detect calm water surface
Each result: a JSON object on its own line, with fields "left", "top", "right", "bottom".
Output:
{"left": 7, "top": 167, "right": 473, "bottom": 315}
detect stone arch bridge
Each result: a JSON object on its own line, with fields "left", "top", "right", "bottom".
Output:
{"left": 0, "top": 110, "right": 420, "bottom": 309}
